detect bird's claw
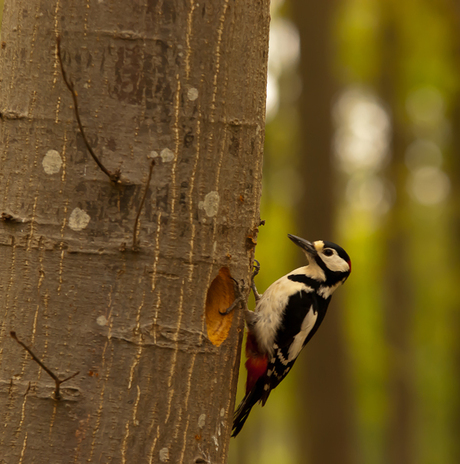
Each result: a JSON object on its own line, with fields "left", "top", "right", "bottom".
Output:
{"left": 219, "top": 277, "right": 245, "bottom": 315}
{"left": 252, "top": 259, "right": 260, "bottom": 278}
{"left": 219, "top": 259, "right": 262, "bottom": 315}
{"left": 251, "top": 259, "right": 261, "bottom": 302}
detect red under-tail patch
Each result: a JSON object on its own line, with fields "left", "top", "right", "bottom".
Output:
{"left": 244, "top": 332, "right": 268, "bottom": 394}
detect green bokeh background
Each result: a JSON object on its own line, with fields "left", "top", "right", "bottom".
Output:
{"left": 230, "top": 1, "right": 460, "bottom": 463}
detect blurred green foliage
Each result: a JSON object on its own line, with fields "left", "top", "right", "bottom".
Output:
{"left": 230, "top": 0, "right": 460, "bottom": 463}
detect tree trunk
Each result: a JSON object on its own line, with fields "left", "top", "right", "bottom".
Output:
{"left": 0, "top": 1, "right": 270, "bottom": 463}
{"left": 291, "top": 1, "right": 354, "bottom": 463}
{"left": 378, "top": 14, "right": 415, "bottom": 464}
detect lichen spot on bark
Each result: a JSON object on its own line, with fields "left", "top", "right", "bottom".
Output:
{"left": 42, "top": 149, "right": 62, "bottom": 174}
{"left": 199, "top": 191, "right": 220, "bottom": 217}
{"left": 205, "top": 267, "right": 235, "bottom": 347}
{"left": 187, "top": 87, "right": 199, "bottom": 101}
{"left": 69, "top": 207, "right": 91, "bottom": 231}
{"left": 160, "top": 148, "right": 174, "bottom": 162}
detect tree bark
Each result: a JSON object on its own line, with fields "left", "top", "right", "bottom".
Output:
{"left": 0, "top": 1, "right": 270, "bottom": 463}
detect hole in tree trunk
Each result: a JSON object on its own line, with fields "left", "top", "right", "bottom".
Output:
{"left": 205, "top": 267, "right": 235, "bottom": 346}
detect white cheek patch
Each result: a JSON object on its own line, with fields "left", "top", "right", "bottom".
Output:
{"left": 320, "top": 254, "right": 350, "bottom": 273}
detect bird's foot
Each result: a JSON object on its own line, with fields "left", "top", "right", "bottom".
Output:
{"left": 251, "top": 259, "right": 261, "bottom": 302}
{"left": 219, "top": 278, "right": 246, "bottom": 315}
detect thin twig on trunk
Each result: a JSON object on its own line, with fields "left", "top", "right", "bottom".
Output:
{"left": 56, "top": 35, "right": 121, "bottom": 184}
{"left": 10, "top": 331, "right": 79, "bottom": 400}
{"left": 133, "top": 159, "right": 155, "bottom": 249}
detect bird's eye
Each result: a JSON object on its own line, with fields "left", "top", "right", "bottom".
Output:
{"left": 323, "top": 249, "right": 334, "bottom": 257}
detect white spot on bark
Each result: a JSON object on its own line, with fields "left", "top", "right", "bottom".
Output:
{"left": 199, "top": 191, "right": 220, "bottom": 217}
{"left": 69, "top": 207, "right": 91, "bottom": 231}
{"left": 160, "top": 148, "right": 175, "bottom": 162}
{"left": 198, "top": 413, "right": 206, "bottom": 428}
{"left": 220, "top": 408, "right": 225, "bottom": 417}
{"left": 149, "top": 150, "right": 159, "bottom": 159}
{"left": 187, "top": 87, "right": 199, "bottom": 101}
{"left": 42, "top": 149, "right": 62, "bottom": 175}
{"left": 159, "top": 447, "right": 169, "bottom": 462}
{"left": 212, "top": 435, "right": 219, "bottom": 450}
{"left": 96, "top": 315, "right": 108, "bottom": 326}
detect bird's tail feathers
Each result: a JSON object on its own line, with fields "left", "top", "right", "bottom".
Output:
{"left": 232, "top": 379, "right": 266, "bottom": 437}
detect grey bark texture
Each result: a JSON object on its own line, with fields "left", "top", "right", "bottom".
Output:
{"left": 0, "top": 1, "right": 270, "bottom": 463}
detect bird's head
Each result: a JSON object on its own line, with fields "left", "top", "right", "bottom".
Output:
{"left": 288, "top": 234, "right": 351, "bottom": 284}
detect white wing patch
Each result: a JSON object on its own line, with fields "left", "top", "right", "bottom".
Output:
{"left": 287, "top": 306, "right": 317, "bottom": 362}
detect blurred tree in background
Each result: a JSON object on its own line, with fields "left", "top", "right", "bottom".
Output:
{"left": 230, "top": 0, "right": 460, "bottom": 463}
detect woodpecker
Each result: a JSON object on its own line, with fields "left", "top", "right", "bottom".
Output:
{"left": 232, "top": 234, "right": 351, "bottom": 437}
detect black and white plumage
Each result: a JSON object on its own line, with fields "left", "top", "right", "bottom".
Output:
{"left": 232, "top": 234, "right": 351, "bottom": 437}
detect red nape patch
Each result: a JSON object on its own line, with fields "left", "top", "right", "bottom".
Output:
{"left": 244, "top": 332, "right": 268, "bottom": 394}
{"left": 348, "top": 260, "right": 352, "bottom": 272}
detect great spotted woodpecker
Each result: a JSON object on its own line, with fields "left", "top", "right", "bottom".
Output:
{"left": 232, "top": 234, "right": 351, "bottom": 437}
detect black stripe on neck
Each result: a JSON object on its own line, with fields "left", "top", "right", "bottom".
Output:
{"left": 287, "top": 274, "right": 320, "bottom": 288}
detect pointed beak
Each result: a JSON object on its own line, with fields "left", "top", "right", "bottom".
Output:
{"left": 287, "top": 234, "right": 317, "bottom": 257}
